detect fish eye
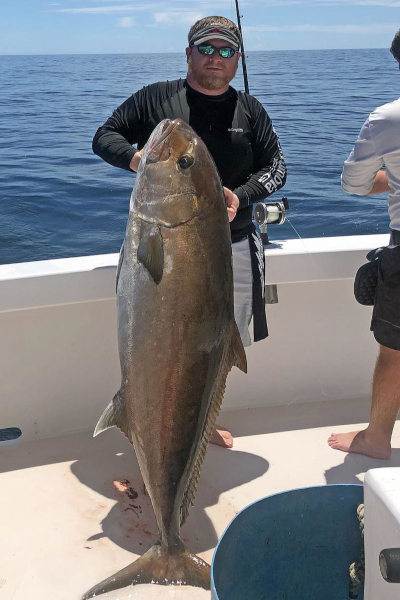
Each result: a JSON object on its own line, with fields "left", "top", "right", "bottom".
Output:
{"left": 178, "top": 154, "right": 194, "bottom": 170}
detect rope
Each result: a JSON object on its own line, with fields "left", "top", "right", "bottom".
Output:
{"left": 349, "top": 503, "right": 365, "bottom": 599}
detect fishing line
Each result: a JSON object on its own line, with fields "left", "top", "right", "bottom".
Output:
{"left": 280, "top": 216, "right": 332, "bottom": 406}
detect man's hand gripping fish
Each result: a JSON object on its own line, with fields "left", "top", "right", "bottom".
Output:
{"left": 83, "top": 118, "right": 247, "bottom": 598}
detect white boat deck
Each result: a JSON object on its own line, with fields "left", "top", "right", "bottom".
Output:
{"left": 1, "top": 234, "right": 399, "bottom": 599}
{"left": 2, "top": 397, "right": 400, "bottom": 600}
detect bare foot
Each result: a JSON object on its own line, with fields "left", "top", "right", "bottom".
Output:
{"left": 210, "top": 425, "right": 233, "bottom": 448}
{"left": 327, "top": 429, "right": 391, "bottom": 459}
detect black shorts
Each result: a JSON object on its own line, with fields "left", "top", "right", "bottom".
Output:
{"left": 371, "top": 230, "right": 400, "bottom": 351}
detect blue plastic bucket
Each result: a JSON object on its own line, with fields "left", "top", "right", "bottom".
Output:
{"left": 211, "top": 484, "right": 364, "bottom": 600}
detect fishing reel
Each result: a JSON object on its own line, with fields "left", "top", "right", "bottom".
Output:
{"left": 253, "top": 197, "right": 289, "bottom": 246}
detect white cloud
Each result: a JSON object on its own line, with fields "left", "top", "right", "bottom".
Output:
{"left": 95, "top": 0, "right": 160, "bottom": 3}
{"left": 117, "top": 16, "right": 134, "bottom": 27}
{"left": 320, "top": 0, "right": 400, "bottom": 5}
{"left": 54, "top": 4, "right": 149, "bottom": 14}
{"left": 244, "top": 23, "right": 397, "bottom": 34}
{"left": 51, "top": 0, "right": 297, "bottom": 16}
{"left": 169, "top": 0, "right": 253, "bottom": 4}
{"left": 153, "top": 10, "right": 204, "bottom": 25}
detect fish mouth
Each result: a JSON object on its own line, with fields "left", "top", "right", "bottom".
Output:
{"left": 148, "top": 120, "right": 177, "bottom": 153}
{"left": 145, "top": 120, "right": 179, "bottom": 165}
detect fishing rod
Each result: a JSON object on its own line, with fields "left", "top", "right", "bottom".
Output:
{"left": 233, "top": 3, "right": 290, "bottom": 246}
{"left": 234, "top": 0, "right": 249, "bottom": 94}
{"left": 233, "top": 1, "right": 288, "bottom": 305}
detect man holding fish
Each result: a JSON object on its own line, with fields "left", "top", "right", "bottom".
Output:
{"left": 84, "top": 15, "right": 286, "bottom": 598}
{"left": 93, "top": 15, "right": 287, "bottom": 448}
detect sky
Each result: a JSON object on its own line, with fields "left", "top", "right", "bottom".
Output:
{"left": 1, "top": 0, "right": 400, "bottom": 55}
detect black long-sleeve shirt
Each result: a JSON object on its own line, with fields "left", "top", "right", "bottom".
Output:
{"left": 93, "top": 79, "right": 287, "bottom": 242}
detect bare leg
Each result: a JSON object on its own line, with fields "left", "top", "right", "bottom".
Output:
{"left": 328, "top": 345, "right": 400, "bottom": 459}
{"left": 210, "top": 425, "right": 233, "bottom": 448}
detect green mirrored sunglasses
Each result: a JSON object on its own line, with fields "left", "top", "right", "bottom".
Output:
{"left": 193, "top": 44, "right": 238, "bottom": 59}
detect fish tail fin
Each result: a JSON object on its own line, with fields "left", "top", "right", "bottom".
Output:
{"left": 82, "top": 543, "right": 210, "bottom": 598}
{"left": 93, "top": 391, "right": 131, "bottom": 442}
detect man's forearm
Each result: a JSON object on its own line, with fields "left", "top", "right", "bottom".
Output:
{"left": 234, "top": 152, "right": 287, "bottom": 208}
{"left": 92, "top": 128, "right": 136, "bottom": 171}
{"left": 368, "top": 169, "right": 391, "bottom": 195}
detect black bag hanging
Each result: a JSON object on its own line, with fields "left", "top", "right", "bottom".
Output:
{"left": 354, "top": 247, "right": 386, "bottom": 306}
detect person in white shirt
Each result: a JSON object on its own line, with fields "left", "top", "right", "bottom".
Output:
{"left": 328, "top": 29, "right": 400, "bottom": 459}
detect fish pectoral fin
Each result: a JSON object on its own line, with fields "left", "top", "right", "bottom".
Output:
{"left": 82, "top": 543, "right": 210, "bottom": 598}
{"left": 93, "top": 391, "right": 131, "bottom": 441}
{"left": 137, "top": 225, "right": 164, "bottom": 285}
{"left": 231, "top": 322, "right": 247, "bottom": 374}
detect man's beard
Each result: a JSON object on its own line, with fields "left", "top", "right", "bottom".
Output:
{"left": 188, "top": 56, "right": 237, "bottom": 90}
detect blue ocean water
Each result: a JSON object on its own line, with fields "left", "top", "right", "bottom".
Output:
{"left": 1, "top": 49, "right": 399, "bottom": 265}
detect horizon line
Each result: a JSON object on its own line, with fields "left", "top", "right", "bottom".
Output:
{"left": 0, "top": 46, "right": 389, "bottom": 57}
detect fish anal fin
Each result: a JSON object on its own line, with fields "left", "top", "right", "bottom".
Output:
{"left": 94, "top": 391, "right": 132, "bottom": 443}
{"left": 180, "top": 325, "right": 247, "bottom": 525}
{"left": 82, "top": 543, "right": 210, "bottom": 598}
{"left": 231, "top": 322, "right": 247, "bottom": 374}
{"left": 180, "top": 342, "right": 236, "bottom": 526}
{"left": 137, "top": 224, "right": 164, "bottom": 285}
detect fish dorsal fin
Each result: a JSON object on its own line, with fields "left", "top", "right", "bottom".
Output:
{"left": 94, "top": 391, "right": 132, "bottom": 444}
{"left": 137, "top": 223, "right": 164, "bottom": 285}
{"left": 116, "top": 242, "right": 125, "bottom": 294}
{"left": 231, "top": 322, "right": 247, "bottom": 374}
{"left": 180, "top": 323, "right": 246, "bottom": 526}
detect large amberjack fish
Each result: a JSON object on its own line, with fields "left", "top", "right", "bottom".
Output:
{"left": 83, "top": 118, "right": 247, "bottom": 598}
